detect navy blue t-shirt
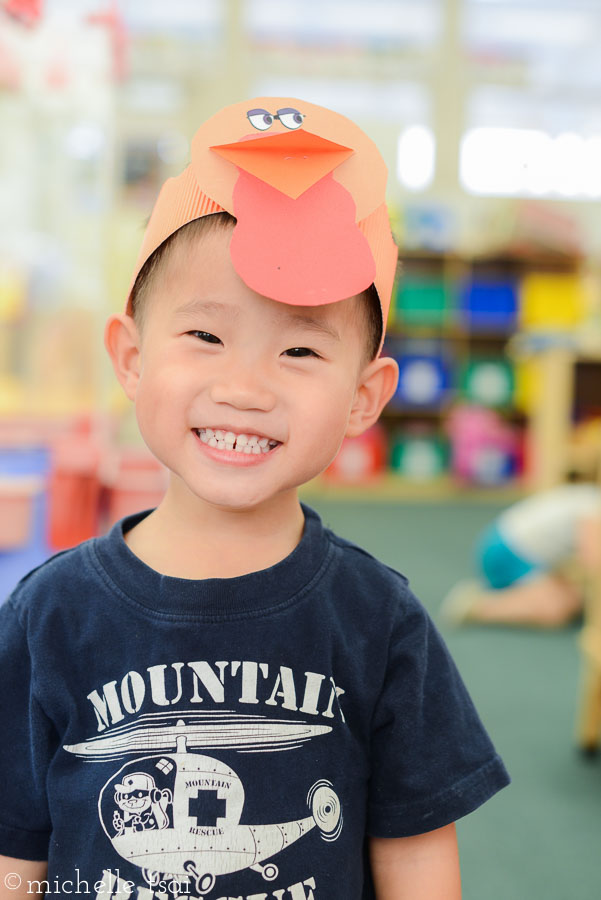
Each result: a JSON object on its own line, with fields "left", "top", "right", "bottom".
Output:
{"left": 0, "top": 504, "right": 509, "bottom": 898}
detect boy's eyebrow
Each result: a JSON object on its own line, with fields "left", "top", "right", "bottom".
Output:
{"left": 174, "top": 299, "right": 239, "bottom": 320}
{"left": 174, "top": 298, "right": 341, "bottom": 342}
{"left": 281, "top": 311, "right": 341, "bottom": 342}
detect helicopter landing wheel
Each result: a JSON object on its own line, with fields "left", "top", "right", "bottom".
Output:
{"left": 262, "top": 862, "right": 279, "bottom": 881}
{"left": 251, "top": 861, "right": 279, "bottom": 881}
{"left": 307, "top": 779, "right": 343, "bottom": 842}
{"left": 183, "top": 861, "right": 215, "bottom": 896}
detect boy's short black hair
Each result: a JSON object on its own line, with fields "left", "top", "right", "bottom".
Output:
{"left": 130, "top": 213, "right": 383, "bottom": 363}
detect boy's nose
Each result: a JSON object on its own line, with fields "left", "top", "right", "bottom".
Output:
{"left": 209, "top": 360, "right": 276, "bottom": 412}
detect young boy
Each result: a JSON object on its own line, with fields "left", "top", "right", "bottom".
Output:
{"left": 0, "top": 98, "right": 509, "bottom": 899}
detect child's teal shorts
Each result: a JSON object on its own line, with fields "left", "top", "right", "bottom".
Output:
{"left": 476, "top": 523, "right": 542, "bottom": 590}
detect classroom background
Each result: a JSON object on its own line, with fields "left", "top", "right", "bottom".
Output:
{"left": 1, "top": 0, "right": 601, "bottom": 896}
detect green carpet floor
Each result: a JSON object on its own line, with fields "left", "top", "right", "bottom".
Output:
{"left": 308, "top": 498, "right": 601, "bottom": 900}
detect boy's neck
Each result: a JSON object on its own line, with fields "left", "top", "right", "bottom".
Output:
{"left": 123, "top": 484, "right": 307, "bottom": 580}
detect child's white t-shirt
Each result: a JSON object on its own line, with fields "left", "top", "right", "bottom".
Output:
{"left": 497, "top": 483, "right": 600, "bottom": 566}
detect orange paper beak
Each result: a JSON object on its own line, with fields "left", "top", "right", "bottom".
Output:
{"left": 211, "top": 130, "right": 354, "bottom": 200}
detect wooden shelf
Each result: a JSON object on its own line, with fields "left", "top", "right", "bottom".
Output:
{"left": 382, "top": 398, "right": 526, "bottom": 422}
{"left": 382, "top": 404, "right": 452, "bottom": 420}
{"left": 300, "top": 473, "right": 526, "bottom": 504}
{"left": 399, "top": 247, "right": 584, "bottom": 270}
{"left": 386, "top": 325, "right": 513, "bottom": 343}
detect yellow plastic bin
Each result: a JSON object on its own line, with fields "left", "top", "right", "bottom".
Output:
{"left": 520, "top": 273, "right": 589, "bottom": 330}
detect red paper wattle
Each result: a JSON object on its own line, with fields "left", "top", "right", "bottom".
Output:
{"left": 229, "top": 171, "right": 376, "bottom": 306}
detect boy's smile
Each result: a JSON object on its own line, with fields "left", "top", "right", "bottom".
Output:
{"left": 193, "top": 427, "right": 280, "bottom": 464}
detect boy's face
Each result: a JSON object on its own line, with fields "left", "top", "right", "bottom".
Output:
{"left": 114, "top": 227, "right": 393, "bottom": 513}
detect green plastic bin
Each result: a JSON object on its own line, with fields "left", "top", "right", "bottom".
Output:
{"left": 394, "top": 277, "right": 453, "bottom": 327}
{"left": 459, "top": 357, "right": 514, "bottom": 407}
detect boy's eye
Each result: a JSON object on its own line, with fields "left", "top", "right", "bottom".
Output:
{"left": 284, "top": 347, "right": 319, "bottom": 358}
{"left": 188, "top": 331, "right": 221, "bottom": 344}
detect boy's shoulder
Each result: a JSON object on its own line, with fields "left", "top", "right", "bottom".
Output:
{"left": 319, "top": 517, "right": 420, "bottom": 616}
{"left": 324, "top": 522, "right": 409, "bottom": 584}
{"left": 4, "top": 536, "right": 98, "bottom": 625}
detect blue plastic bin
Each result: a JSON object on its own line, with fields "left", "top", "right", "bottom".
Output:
{"left": 458, "top": 278, "right": 518, "bottom": 331}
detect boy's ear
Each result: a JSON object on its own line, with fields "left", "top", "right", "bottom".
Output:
{"left": 104, "top": 313, "right": 142, "bottom": 402}
{"left": 345, "top": 356, "right": 399, "bottom": 439}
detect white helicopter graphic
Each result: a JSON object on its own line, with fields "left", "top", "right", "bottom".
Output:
{"left": 95, "top": 718, "right": 342, "bottom": 896}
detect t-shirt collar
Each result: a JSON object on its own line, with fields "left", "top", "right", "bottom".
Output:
{"left": 91, "top": 502, "right": 330, "bottom": 620}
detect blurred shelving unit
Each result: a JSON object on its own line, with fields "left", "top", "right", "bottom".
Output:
{"left": 385, "top": 248, "right": 535, "bottom": 487}
{"left": 315, "top": 243, "right": 597, "bottom": 499}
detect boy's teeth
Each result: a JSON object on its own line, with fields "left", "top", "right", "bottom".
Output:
{"left": 197, "top": 428, "right": 279, "bottom": 454}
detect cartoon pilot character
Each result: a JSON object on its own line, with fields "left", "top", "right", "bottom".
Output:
{"left": 113, "top": 772, "right": 172, "bottom": 835}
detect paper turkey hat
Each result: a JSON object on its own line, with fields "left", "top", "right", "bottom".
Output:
{"left": 126, "top": 97, "right": 398, "bottom": 350}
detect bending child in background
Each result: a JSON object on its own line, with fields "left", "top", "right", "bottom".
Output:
{"left": 442, "top": 482, "right": 601, "bottom": 628}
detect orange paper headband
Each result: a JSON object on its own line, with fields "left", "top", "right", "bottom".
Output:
{"left": 127, "top": 97, "right": 398, "bottom": 350}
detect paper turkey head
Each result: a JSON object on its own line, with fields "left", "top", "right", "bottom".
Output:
{"left": 127, "top": 97, "right": 397, "bottom": 347}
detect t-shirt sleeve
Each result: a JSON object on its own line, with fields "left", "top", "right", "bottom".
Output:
{"left": 0, "top": 597, "right": 53, "bottom": 860}
{"left": 367, "top": 584, "right": 510, "bottom": 838}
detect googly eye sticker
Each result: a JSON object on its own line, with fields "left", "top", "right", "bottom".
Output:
{"left": 276, "top": 108, "right": 304, "bottom": 130}
{"left": 246, "top": 108, "right": 305, "bottom": 131}
{"left": 246, "top": 108, "right": 274, "bottom": 131}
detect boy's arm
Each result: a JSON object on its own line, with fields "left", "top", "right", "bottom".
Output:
{"left": 0, "top": 856, "right": 48, "bottom": 900}
{"left": 369, "top": 823, "right": 461, "bottom": 900}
